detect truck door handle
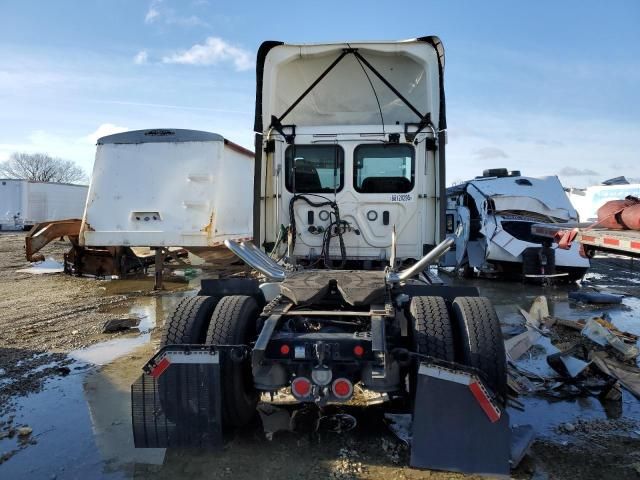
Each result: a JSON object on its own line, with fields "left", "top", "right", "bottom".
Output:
{"left": 307, "top": 211, "right": 314, "bottom": 225}
{"left": 383, "top": 211, "right": 390, "bottom": 225}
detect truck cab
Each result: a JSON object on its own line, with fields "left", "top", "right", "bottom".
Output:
{"left": 254, "top": 38, "right": 447, "bottom": 268}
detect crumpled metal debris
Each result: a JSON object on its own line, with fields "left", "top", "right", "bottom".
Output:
{"left": 505, "top": 296, "right": 639, "bottom": 403}
{"left": 581, "top": 318, "right": 640, "bottom": 360}
{"left": 590, "top": 351, "right": 640, "bottom": 400}
{"left": 547, "top": 345, "right": 591, "bottom": 378}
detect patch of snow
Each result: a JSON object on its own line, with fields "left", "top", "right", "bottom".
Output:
{"left": 16, "top": 258, "right": 64, "bottom": 274}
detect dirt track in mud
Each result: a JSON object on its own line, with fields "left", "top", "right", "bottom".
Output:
{"left": 1, "top": 232, "right": 640, "bottom": 479}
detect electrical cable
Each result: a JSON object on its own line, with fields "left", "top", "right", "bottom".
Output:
{"left": 347, "top": 43, "right": 385, "bottom": 136}
{"left": 288, "top": 194, "right": 347, "bottom": 269}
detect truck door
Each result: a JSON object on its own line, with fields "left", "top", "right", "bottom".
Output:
{"left": 350, "top": 143, "right": 421, "bottom": 260}
{"left": 279, "top": 144, "right": 346, "bottom": 258}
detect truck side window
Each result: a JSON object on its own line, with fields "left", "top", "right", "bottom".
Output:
{"left": 285, "top": 145, "right": 344, "bottom": 193}
{"left": 353, "top": 144, "right": 414, "bottom": 193}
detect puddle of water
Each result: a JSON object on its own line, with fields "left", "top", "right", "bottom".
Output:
{"left": 69, "top": 294, "right": 191, "bottom": 366}
{"left": 0, "top": 372, "right": 124, "bottom": 480}
{"left": 511, "top": 390, "right": 640, "bottom": 441}
{"left": 0, "top": 358, "right": 166, "bottom": 480}
{"left": 70, "top": 334, "right": 152, "bottom": 366}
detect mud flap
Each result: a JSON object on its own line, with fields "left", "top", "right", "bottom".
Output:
{"left": 410, "top": 363, "right": 511, "bottom": 476}
{"left": 131, "top": 346, "right": 223, "bottom": 448}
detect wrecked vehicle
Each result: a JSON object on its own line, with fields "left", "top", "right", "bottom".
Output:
{"left": 130, "top": 37, "right": 525, "bottom": 476}
{"left": 442, "top": 169, "right": 590, "bottom": 281}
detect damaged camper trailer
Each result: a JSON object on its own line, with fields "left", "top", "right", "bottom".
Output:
{"left": 442, "top": 169, "right": 590, "bottom": 281}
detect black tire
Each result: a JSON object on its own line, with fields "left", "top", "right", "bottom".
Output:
{"left": 450, "top": 297, "right": 507, "bottom": 400}
{"left": 407, "top": 296, "right": 455, "bottom": 361}
{"left": 406, "top": 296, "right": 455, "bottom": 404}
{"left": 158, "top": 295, "right": 219, "bottom": 422}
{"left": 161, "top": 295, "right": 220, "bottom": 346}
{"left": 206, "top": 295, "right": 260, "bottom": 428}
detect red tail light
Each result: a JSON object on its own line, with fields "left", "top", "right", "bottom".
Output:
{"left": 291, "top": 377, "right": 312, "bottom": 399}
{"left": 331, "top": 378, "right": 353, "bottom": 400}
{"left": 280, "top": 344, "right": 290, "bottom": 355}
{"left": 353, "top": 345, "right": 364, "bottom": 357}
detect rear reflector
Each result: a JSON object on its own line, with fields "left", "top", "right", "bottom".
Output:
{"left": 280, "top": 344, "right": 290, "bottom": 355}
{"left": 291, "top": 377, "right": 312, "bottom": 399}
{"left": 468, "top": 381, "right": 501, "bottom": 423}
{"left": 150, "top": 357, "right": 171, "bottom": 379}
{"left": 331, "top": 378, "right": 353, "bottom": 400}
{"left": 353, "top": 345, "right": 364, "bottom": 357}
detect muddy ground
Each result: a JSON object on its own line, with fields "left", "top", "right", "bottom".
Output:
{"left": 1, "top": 232, "right": 640, "bottom": 479}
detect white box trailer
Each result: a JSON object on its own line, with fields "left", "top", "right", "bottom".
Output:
{"left": 567, "top": 182, "right": 640, "bottom": 222}
{"left": 80, "top": 129, "right": 254, "bottom": 254}
{"left": 0, "top": 179, "right": 88, "bottom": 230}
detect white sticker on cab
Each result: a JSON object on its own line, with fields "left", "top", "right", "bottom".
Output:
{"left": 391, "top": 194, "right": 412, "bottom": 202}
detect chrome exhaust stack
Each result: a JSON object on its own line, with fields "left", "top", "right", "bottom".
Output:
{"left": 386, "top": 237, "right": 454, "bottom": 284}
{"left": 224, "top": 240, "right": 287, "bottom": 281}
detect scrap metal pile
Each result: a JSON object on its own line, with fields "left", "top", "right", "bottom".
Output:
{"left": 506, "top": 296, "right": 640, "bottom": 407}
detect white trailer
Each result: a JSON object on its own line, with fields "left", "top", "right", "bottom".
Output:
{"left": 0, "top": 179, "right": 88, "bottom": 230}
{"left": 80, "top": 129, "right": 254, "bottom": 258}
{"left": 567, "top": 182, "right": 640, "bottom": 222}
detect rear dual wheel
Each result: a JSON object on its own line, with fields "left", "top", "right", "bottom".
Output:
{"left": 407, "top": 296, "right": 455, "bottom": 404}
{"left": 159, "top": 295, "right": 220, "bottom": 422}
{"left": 407, "top": 295, "right": 507, "bottom": 401}
{"left": 408, "top": 296, "right": 455, "bottom": 361}
{"left": 159, "top": 294, "right": 259, "bottom": 427}
{"left": 161, "top": 295, "right": 220, "bottom": 346}
{"left": 450, "top": 297, "right": 507, "bottom": 400}
{"left": 206, "top": 295, "right": 260, "bottom": 428}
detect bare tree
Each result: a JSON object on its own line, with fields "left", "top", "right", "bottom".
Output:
{"left": 0, "top": 152, "right": 87, "bottom": 183}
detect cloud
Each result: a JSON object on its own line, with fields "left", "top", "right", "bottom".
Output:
{"left": 133, "top": 50, "right": 148, "bottom": 65}
{"left": 558, "top": 166, "right": 600, "bottom": 176}
{"left": 162, "top": 37, "right": 252, "bottom": 71}
{"left": 86, "top": 123, "right": 129, "bottom": 144}
{"left": 143, "top": 0, "right": 207, "bottom": 27}
{"left": 144, "top": 1, "right": 160, "bottom": 23}
{"left": 472, "top": 147, "right": 509, "bottom": 160}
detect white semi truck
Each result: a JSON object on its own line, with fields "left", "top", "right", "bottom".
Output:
{"left": 130, "top": 37, "right": 525, "bottom": 476}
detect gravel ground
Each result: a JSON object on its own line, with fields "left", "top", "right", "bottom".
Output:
{"left": 0, "top": 232, "right": 184, "bottom": 407}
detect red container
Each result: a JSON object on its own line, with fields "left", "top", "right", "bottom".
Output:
{"left": 597, "top": 200, "right": 628, "bottom": 229}
{"left": 620, "top": 203, "right": 640, "bottom": 231}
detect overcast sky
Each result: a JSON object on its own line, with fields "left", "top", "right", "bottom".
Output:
{"left": 1, "top": 0, "right": 639, "bottom": 187}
